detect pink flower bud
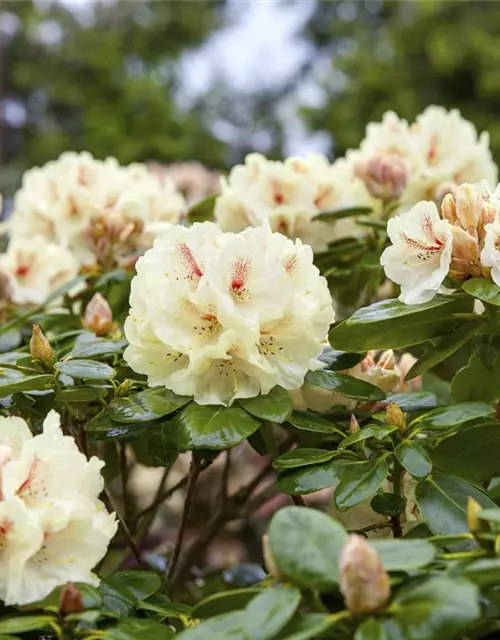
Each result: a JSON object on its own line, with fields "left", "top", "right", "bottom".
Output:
{"left": 59, "top": 583, "right": 84, "bottom": 616}
{"left": 83, "top": 293, "right": 114, "bottom": 337}
{"left": 357, "top": 153, "right": 408, "bottom": 201}
{"left": 339, "top": 534, "right": 391, "bottom": 615}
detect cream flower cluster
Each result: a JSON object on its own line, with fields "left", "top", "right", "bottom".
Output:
{"left": 349, "top": 106, "right": 497, "bottom": 208}
{"left": 124, "top": 222, "right": 334, "bottom": 405}
{"left": 0, "top": 411, "right": 116, "bottom": 606}
{"left": 381, "top": 182, "right": 500, "bottom": 304}
{"left": 9, "top": 151, "right": 186, "bottom": 265}
{"left": 0, "top": 236, "right": 78, "bottom": 306}
{"left": 291, "top": 349, "right": 419, "bottom": 413}
{"left": 214, "top": 153, "right": 373, "bottom": 252}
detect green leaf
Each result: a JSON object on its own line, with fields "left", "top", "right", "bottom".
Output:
{"left": 105, "top": 571, "right": 161, "bottom": 601}
{"left": 143, "top": 424, "right": 179, "bottom": 467}
{"left": 273, "top": 448, "right": 338, "bottom": 470}
{"left": 339, "top": 424, "right": 396, "bottom": 448}
{"left": 318, "top": 346, "right": 364, "bottom": 371}
{"left": 478, "top": 507, "right": 500, "bottom": 523}
{"left": 268, "top": 507, "right": 347, "bottom": 592}
{"left": 395, "top": 441, "right": 432, "bottom": 479}
{"left": 100, "top": 582, "right": 136, "bottom": 617}
{"left": 55, "top": 359, "right": 115, "bottom": 380}
{"left": 69, "top": 332, "right": 127, "bottom": 359}
{"left": 334, "top": 457, "right": 389, "bottom": 510}
{"left": 416, "top": 474, "right": 497, "bottom": 536}
{"left": 103, "top": 618, "right": 174, "bottom": 640}
{"left": 329, "top": 295, "right": 472, "bottom": 351}
{"left": 238, "top": 387, "right": 292, "bottom": 423}
{"left": 242, "top": 586, "right": 301, "bottom": 640}
{"left": 0, "top": 372, "right": 54, "bottom": 398}
{"left": 385, "top": 391, "right": 437, "bottom": 412}
{"left": 177, "top": 612, "right": 245, "bottom": 639}
{"left": 109, "top": 388, "right": 191, "bottom": 423}
{"left": 171, "top": 403, "right": 260, "bottom": 450}
{"left": 186, "top": 194, "right": 217, "bottom": 223}
{"left": 315, "top": 206, "right": 373, "bottom": 221}
{"left": 432, "top": 423, "right": 500, "bottom": 482}
{"left": 137, "top": 595, "right": 191, "bottom": 620}
{"left": 370, "top": 493, "right": 406, "bottom": 517}
{"left": 277, "top": 460, "right": 351, "bottom": 495}
{"left": 277, "top": 614, "right": 338, "bottom": 640}
{"left": 285, "top": 411, "right": 344, "bottom": 435}
{"left": 191, "top": 588, "right": 261, "bottom": 619}
{"left": 0, "top": 616, "right": 55, "bottom": 634}
{"left": 305, "top": 370, "right": 385, "bottom": 401}
{"left": 463, "top": 277, "right": 500, "bottom": 306}
{"left": 411, "top": 402, "right": 494, "bottom": 432}
{"left": 463, "top": 558, "right": 500, "bottom": 587}
{"left": 451, "top": 353, "right": 500, "bottom": 403}
{"left": 56, "top": 386, "right": 108, "bottom": 402}
{"left": 382, "top": 577, "right": 479, "bottom": 640}
{"left": 355, "top": 618, "right": 387, "bottom": 640}
{"left": 369, "top": 539, "right": 435, "bottom": 571}
{"left": 406, "top": 319, "right": 484, "bottom": 379}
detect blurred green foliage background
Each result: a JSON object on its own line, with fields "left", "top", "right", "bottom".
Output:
{"left": 1, "top": 0, "right": 500, "bottom": 196}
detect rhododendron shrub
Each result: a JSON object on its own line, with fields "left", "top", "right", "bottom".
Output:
{"left": 1, "top": 110, "right": 500, "bottom": 640}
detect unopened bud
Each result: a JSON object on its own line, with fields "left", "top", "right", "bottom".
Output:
{"left": 467, "top": 497, "right": 484, "bottom": 534}
{"left": 262, "top": 535, "right": 285, "bottom": 581}
{"left": 449, "top": 226, "right": 483, "bottom": 281}
{"left": 434, "top": 181, "right": 457, "bottom": 205}
{"left": 441, "top": 193, "right": 458, "bottom": 225}
{"left": 83, "top": 293, "right": 114, "bottom": 337}
{"left": 339, "top": 534, "right": 390, "bottom": 615}
{"left": 386, "top": 403, "right": 405, "bottom": 433}
{"left": 30, "top": 324, "right": 53, "bottom": 370}
{"left": 116, "top": 379, "right": 133, "bottom": 398}
{"left": 358, "top": 153, "right": 408, "bottom": 201}
{"left": 455, "top": 183, "right": 482, "bottom": 234}
{"left": 59, "top": 582, "right": 84, "bottom": 616}
{"left": 349, "top": 414, "right": 360, "bottom": 434}
{"left": 377, "top": 349, "right": 396, "bottom": 371}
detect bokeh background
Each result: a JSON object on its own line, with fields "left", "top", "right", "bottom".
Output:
{"left": 2, "top": 0, "right": 499, "bottom": 196}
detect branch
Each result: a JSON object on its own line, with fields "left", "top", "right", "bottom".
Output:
{"left": 166, "top": 454, "right": 202, "bottom": 587}
{"left": 134, "top": 472, "right": 189, "bottom": 523}
{"left": 104, "top": 487, "right": 144, "bottom": 568}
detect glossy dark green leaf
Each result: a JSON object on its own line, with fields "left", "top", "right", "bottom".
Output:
{"left": 137, "top": 594, "right": 192, "bottom": 620}
{"left": 171, "top": 403, "right": 260, "bottom": 450}
{"left": 285, "top": 410, "right": 344, "bottom": 435}
{"left": 451, "top": 353, "right": 500, "bottom": 403}
{"left": 369, "top": 538, "right": 435, "bottom": 571}
{"left": 105, "top": 571, "right": 161, "bottom": 601}
{"left": 463, "top": 277, "right": 500, "bottom": 306}
{"left": 382, "top": 577, "right": 479, "bottom": 640}
{"left": 329, "top": 295, "right": 471, "bottom": 351}
{"left": 109, "top": 388, "right": 191, "bottom": 423}
{"left": 432, "top": 423, "right": 500, "bottom": 481}
{"left": 55, "top": 359, "right": 115, "bottom": 380}
{"left": 85, "top": 409, "right": 119, "bottom": 433}
{"left": 273, "top": 448, "right": 338, "bottom": 470}
{"left": 268, "top": 507, "right": 348, "bottom": 592}
{"left": 406, "top": 318, "right": 484, "bottom": 379}
{"left": 103, "top": 618, "right": 174, "bottom": 640}
{"left": 100, "top": 582, "right": 136, "bottom": 617}
{"left": 315, "top": 206, "right": 373, "bottom": 221}
{"left": 355, "top": 618, "right": 387, "bottom": 640}
{"left": 416, "top": 474, "right": 497, "bottom": 536}
{"left": 186, "top": 194, "right": 217, "bottom": 223}
{"left": 277, "top": 614, "right": 337, "bottom": 640}
{"left": 277, "top": 460, "right": 351, "bottom": 495}
{"left": 0, "top": 616, "right": 55, "bottom": 634}
{"left": 239, "top": 387, "right": 292, "bottom": 423}
{"left": 340, "top": 424, "right": 396, "bottom": 448}
{"left": 385, "top": 391, "right": 437, "bottom": 412}
{"left": 318, "top": 346, "right": 364, "bottom": 371}
{"left": 142, "top": 424, "right": 179, "bottom": 467}
{"left": 56, "top": 386, "right": 108, "bottom": 402}
{"left": 0, "top": 372, "right": 54, "bottom": 397}
{"left": 334, "top": 457, "right": 389, "bottom": 510}
{"left": 411, "top": 402, "right": 494, "bottom": 432}
{"left": 69, "top": 332, "right": 127, "bottom": 359}
{"left": 305, "top": 370, "right": 385, "bottom": 401}
{"left": 395, "top": 441, "right": 432, "bottom": 479}
{"left": 370, "top": 493, "right": 406, "bottom": 517}
{"left": 242, "top": 586, "right": 301, "bottom": 640}
{"left": 177, "top": 612, "right": 245, "bottom": 639}
{"left": 191, "top": 588, "right": 261, "bottom": 619}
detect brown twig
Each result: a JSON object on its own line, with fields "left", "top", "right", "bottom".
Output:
{"left": 104, "top": 488, "right": 144, "bottom": 568}
{"left": 166, "top": 454, "right": 202, "bottom": 587}
{"left": 134, "top": 472, "right": 190, "bottom": 523}
{"left": 291, "top": 494, "right": 307, "bottom": 507}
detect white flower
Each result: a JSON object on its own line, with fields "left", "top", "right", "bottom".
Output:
{"left": 9, "top": 151, "right": 186, "bottom": 264}
{"left": 381, "top": 201, "right": 453, "bottom": 304}
{"left": 0, "top": 236, "right": 79, "bottom": 306}
{"left": 214, "top": 153, "right": 373, "bottom": 252}
{"left": 124, "top": 222, "right": 335, "bottom": 405}
{"left": 0, "top": 411, "right": 116, "bottom": 606}
{"left": 480, "top": 215, "right": 500, "bottom": 287}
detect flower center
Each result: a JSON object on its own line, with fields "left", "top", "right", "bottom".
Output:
{"left": 15, "top": 265, "right": 30, "bottom": 278}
